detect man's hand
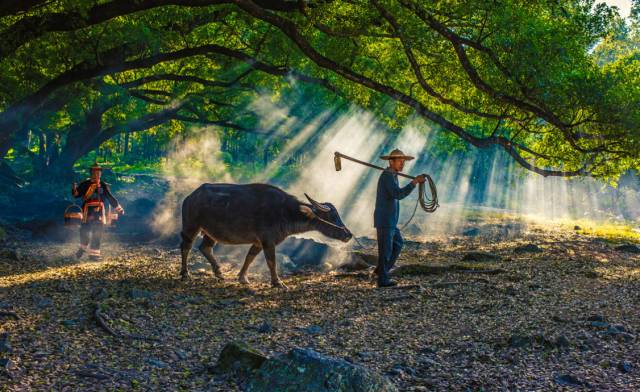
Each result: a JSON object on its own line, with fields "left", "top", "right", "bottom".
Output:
{"left": 411, "top": 174, "right": 427, "bottom": 185}
{"left": 115, "top": 205, "right": 125, "bottom": 215}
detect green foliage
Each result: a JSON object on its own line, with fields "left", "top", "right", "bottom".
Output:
{"left": 0, "top": 0, "right": 638, "bottom": 182}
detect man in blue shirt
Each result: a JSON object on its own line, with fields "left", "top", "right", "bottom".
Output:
{"left": 374, "top": 149, "right": 425, "bottom": 287}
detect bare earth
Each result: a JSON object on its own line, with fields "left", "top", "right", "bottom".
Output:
{"left": 1, "top": 222, "right": 639, "bottom": 391}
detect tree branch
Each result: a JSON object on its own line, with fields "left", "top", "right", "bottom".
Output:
{"left": 231, "top": 0, "right": 586, "bottom": 177}
{"left": 0, "top": 0, "right": 300, "bottom": 58}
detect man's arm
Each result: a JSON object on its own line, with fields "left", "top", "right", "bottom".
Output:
{"left": 101, "top": 182, "right": 124, "bottom": 213}
{"left": 382, "top": 171, "right": 416, "bottom": 200}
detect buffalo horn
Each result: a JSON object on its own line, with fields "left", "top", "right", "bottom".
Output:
{"left": 304, "top": 193, "right": 331, "bottom": 212}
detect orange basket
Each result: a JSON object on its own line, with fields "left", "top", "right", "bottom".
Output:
{"left": 63, "top": 204, "right": 83, "bottom": 227}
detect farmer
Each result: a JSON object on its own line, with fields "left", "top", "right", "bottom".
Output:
{"left": 374, "top": 149, "right": 425, "bottom": 287}
{"left": 71, "top": 163, "right": 124, "bottom": 260}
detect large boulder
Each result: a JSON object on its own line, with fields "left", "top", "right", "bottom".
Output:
{"left": 245, "top": 348, "right": 397, "bottom": 392}
{"left": 277, "top": 237, "right": 331, "bottom": 269}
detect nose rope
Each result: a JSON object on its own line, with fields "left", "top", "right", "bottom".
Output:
{"left": 312, "top": 215, "right": 351, "bottom": 234}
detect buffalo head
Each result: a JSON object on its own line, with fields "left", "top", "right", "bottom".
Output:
{"left": 300, "top": 193, "right": 352, "bottom": 242}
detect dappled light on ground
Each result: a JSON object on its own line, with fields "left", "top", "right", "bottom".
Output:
{"left": 1, "top": 219, "right": 638, "bottom": 390}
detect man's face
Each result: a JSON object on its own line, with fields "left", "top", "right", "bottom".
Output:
{"left": 389, "top": 158, "right": 405, "bottom": 172}
{"left": 91, "top": 170, "right": 101, "bottom": 181}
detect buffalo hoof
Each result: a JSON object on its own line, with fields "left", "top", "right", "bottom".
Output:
{"left": 271, "top": 280, "right": 288, "bottom": 289}
{"left": 180, "top": 272, "right": 191, "bottom": 281}
{"left": 239, "top": 275, "right": 250, "bottom": 285}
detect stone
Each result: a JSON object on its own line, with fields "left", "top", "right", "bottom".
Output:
{"left": 214, "top": 341, "right": 268, "bottom": 376}
{"left": 504, "top": 286, "right": 518, "bottom": 296}
{"left": 508, "top": 334, "right": 559, "bottom": 349}
{"left": 389, "top": 364, "right": 416, "bottom": 377}
{"left": 61, "top": 319, "right": 79, "bottom": 328}
{"left": 617, "top": 361, "right": 632, "bottom": 373}
{"left": 614, "top": 244, "right": 640, "bottom": 253}
{"left": 303, "top": 325, "right": 324, "bottom": 335}
{"left": 257, "top": 321, "right": 273, "bottom": 334}
{"left": 555, "top": 335, "right": 570, "bottom": 348}
{"left": 554, "top": 374, "right": 587, "bottom": 387}
{"left": 508, "top": 334, "right": 532, "bottom": 348}
{"left": 610, "top": 324, "right": 629, "bottom": 333}
{"left": 418, "top": 357, "right": 439, "bottom": 367}
{"left": 147, "top": 358, "right": 168, "bottom": 368}
{"left": 462, "top": 228, "right": 480, "bottom": 237}
{"left": 551, "top": 315, "right": 568, "bottom": 323}
{"left": 461, "top": 252, "right": 501, "bottom": 262}
{"left": 590, "top": 321, "right": 609, "bottom": 328}
{"left": 513, "top": 244, "right": 542, "bottom": 253}
{"left": 245, "top": 347, "right": 397, "bottom": 392}
{"left": 175, "top": 349, "right": 188, "bottom": 361}
{"left": 0, "top": 357, "right": 17, "bottom": 379}
{"left": 587, "top": 314, "right": 606, "bottom": 322}
{"left": 34, "top": 296, "right": 53, "bottom": 309}
{"left": 603, "top": 327, "right": 636, "bottom": 342}
{"left": 356, "top": 351, "right": 373, "bottom": 360}
{"left": 0, "top": 333, "right": 11, "bottom": 353}
{"left": 574, "top": 225, "right": 581, "bottom": 230}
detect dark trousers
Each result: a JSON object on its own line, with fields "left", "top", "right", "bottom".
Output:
{"left": 376, "top": 227, "right": 403, "bottom": 284}
{"left": 80, "top": 221, "right": 104, "bottom": 251}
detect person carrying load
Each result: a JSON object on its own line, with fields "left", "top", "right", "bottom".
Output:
{"left": 71, "top": 163, "right": 124, "bottom": 260}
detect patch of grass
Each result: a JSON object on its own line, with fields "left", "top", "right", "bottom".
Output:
{"left": 558, "top": 218, "right": 640, "bottom": 244}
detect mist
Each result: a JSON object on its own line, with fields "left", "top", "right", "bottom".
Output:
{"left": 149, "top": 93, "right": 640, "bottom": 253}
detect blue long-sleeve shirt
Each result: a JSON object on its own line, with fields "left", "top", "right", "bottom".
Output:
{"left": 374, "top": 169, "right": 416, "bottom": 228}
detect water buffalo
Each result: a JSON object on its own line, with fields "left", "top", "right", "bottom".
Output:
{"left": 180, "top": 183, "right": 352, "bottom": 287}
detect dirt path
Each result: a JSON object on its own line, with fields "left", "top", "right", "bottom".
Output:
{"left": 0, "top": 225, "right": 639, "bottom": 391}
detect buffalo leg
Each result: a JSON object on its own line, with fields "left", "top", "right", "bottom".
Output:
{"left": 198, "top": 235, "right": 223, "bottom": 279}
{"left": 238, "top": 244, "right": 262, "bottom": 285}
{"left": 180, "top": 229, "right": 198, "bottom": 280}
{"left": 263, "top": 244, "right": 286, "bottom": 288}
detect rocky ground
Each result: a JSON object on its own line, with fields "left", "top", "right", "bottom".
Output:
{"left": 0, "top": 221, "right": 639, "bottom": 391}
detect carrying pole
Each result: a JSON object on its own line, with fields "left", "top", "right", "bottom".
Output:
{"left": 334, "top": 151, "right": 416, "bottom": 180}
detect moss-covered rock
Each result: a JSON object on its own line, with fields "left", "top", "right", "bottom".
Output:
{"left": 246, "top": 348, "right": 397, "bottom": 392}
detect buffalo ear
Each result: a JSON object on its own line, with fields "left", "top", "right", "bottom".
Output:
{"left": 299, "top": 205, "right": 316, "bottom": 219}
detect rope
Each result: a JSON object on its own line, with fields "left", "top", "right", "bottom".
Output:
{"left": 399, "top": 175, "right": 438, "bottom": 229}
